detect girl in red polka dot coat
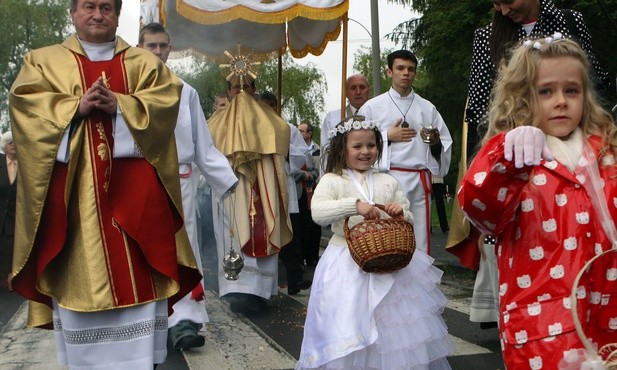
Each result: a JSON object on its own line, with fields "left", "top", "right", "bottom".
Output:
{"left": 459, "top": 36, "right": 617, "bottom": 370}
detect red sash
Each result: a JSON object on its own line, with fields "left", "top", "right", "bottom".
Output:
{"left": 240, "top": 156, "right": 288, "bottom": 257}
{"left": 241, "top": 184, "right": 269, "bottom": 257}
{"left": 390, "top": 167, "right": 433, "bottom": 255}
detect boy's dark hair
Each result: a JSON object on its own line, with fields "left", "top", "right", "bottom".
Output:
{"left": 387, "top": 50, "right": 418, "bottom": 70}
{"left": 138, "top": 22, "right": 169, "bottom": 45}
{"left": 257, "top": 91, "right": 277, "bottom": 104}
{"left": 257, "top": 91, "right": 278, "bottom": 111}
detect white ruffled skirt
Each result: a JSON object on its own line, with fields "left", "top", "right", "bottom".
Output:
{"left": 296, "top": 241, "right": 454, "bottom": 370}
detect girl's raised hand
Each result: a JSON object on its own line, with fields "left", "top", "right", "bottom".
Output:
{"left": 504, "top": 126, "right": 554, "bottom": 168}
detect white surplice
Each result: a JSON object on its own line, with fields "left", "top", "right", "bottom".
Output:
{"left": 170, "top": 81, "right": 238, "bottom": 327}
{"left": 359, "top": 88, "right": 453, "bottom": 254}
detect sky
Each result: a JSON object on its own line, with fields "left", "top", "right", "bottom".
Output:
{"left": 116, "top": 1, "right": 416, "bottom": 119}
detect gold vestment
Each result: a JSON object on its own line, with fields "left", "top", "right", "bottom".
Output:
{"left": 209, "top": 92, "right": 292, "bottom": 256}
{"left": 9, "top": 35, "right": 200, "bottom": 327}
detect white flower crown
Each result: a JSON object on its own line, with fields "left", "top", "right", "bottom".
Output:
{"left": 328, "top": 119, "right": 379, "bottom": 139}
{"left": 523, "top": 32, "right": 564, "bottom": 50}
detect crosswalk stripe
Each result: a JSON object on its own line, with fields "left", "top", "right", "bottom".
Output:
{"left": 441, "top": 283, "right": 473, "bottom": 315}
{"left": 0, "top": 295, "right": 296, "bottom": 370}
{"left": 184, "top": 292, "right": 296, "bottom": 370}
{"left": 0, "top": 302, "right": 65, "bottom": 369}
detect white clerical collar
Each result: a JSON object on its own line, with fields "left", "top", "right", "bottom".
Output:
{"left": 388, "top": 87, "right": 414, "bottom": 99}
{"left": 78, "top": 37, "right": 116, "bottom": 61}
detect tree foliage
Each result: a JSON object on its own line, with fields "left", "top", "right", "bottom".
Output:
{"left": 173, "top": 60, "right": 229, "bottom": 119}
{"left": 556, "top": 0, "right": 617, "bottom": 88}
{"left": 258, "top": 54, "right": 326, "bottom": 127}
{"left": 176, "top": 53, "right": 327, "bottom": 131}
{"left": 0, "top": 0, "right": 71, "bottom": 126}
{"left": 353, "top": 46, "right": 392, "bottom": 95}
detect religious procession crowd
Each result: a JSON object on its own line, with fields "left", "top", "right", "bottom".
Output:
{"left": 1, "top": 0, "right": 617, "bottom": 369}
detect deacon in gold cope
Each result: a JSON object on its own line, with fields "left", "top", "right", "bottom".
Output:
{"left": 208, "top": 49, "right": 293, "bottom": 313}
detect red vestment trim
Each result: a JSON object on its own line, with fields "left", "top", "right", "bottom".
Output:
{"left": 241, "top": 156, "right": 287, "bottom": 257}
{"left": 242, "top": 183, "right": 268, "bottom": 257}
{"left": 390, "top": 167, "right": 433, "bottom": 255}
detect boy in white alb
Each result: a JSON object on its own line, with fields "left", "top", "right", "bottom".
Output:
{"left": 359, "top": 50, "right": 452, "bottom": 255}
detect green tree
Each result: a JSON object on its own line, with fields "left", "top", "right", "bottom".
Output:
{"left": 176, "top": 53, "right": 327, "bottom": 136}
{"left": 0, "top": 0, "right": 71, "bottom": 127}
{"left": 173, "top": 59, "right": 229, "bottom": 119}
{"left": 555, "top": 0, "right": 617, "bottom": 93}
{"left": 258, "top": 54, "right": 326, "bottom": 128}
{"left": 353, "top": 46, "right": 392, "bottom": 95}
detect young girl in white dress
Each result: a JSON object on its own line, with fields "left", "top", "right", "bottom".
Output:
{"left": 296, "top": 116, "right": 453, "bottom": 369}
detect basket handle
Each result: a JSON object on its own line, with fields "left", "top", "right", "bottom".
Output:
{"left": 374, "top": 203, "right": 407, "bottom": 220}
{"left": 569, "top": 247, "right": 617, "bottom": 366}
{"left": 344, "top": 203, "right": 405, "bottom": 232}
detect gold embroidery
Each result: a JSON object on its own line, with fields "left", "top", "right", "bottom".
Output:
{"left": 97, "top": 143, "right": 108, "bottom": 161}
{"left": 101, "top": 71, "right": 110, "bottom": 88}
{"left": 95, "top": 121, "right": 111, "bottom": 191}
{"left": 96, "top": 122, "right": 109, "bottom": 161}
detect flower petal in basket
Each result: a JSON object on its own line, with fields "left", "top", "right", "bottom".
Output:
{"left": 344, "top": 214, "right": 415, "bottom": 273}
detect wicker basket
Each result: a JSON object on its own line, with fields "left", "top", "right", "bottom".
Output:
{"left": 344, "top": 212, "right": 415, "bottom": 273}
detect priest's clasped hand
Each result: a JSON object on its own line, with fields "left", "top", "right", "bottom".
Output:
{"left": 504, "top": 126, "right": 554, "bottom": 168}
{"left": 76, "top": 76, "right": 118, "bottom": 118}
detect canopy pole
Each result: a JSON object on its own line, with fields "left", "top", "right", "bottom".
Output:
{"left": 370, "top": 0, "right": 381, "bottom": 94}
{"left": 278, "top": 51, "right": 283, "bottom": 116}
{"left": 341, "top": 12, "right": 349, "bottom": 121}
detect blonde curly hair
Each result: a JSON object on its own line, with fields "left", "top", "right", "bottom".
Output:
{"left": 484, "top": 37, "right": 616, "bottom": 156}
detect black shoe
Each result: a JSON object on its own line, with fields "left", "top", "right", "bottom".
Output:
{"left": 288, "top": 280, "right": 312, "bottom": 295}
{"left": 169, "top": 320, "right": 204, "bottom": 351}
{"left": 480, "top": 321, "right": 498, "bottom": 330}
{"left": 175, "top": 333, "right": 205, "bottom": 350}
